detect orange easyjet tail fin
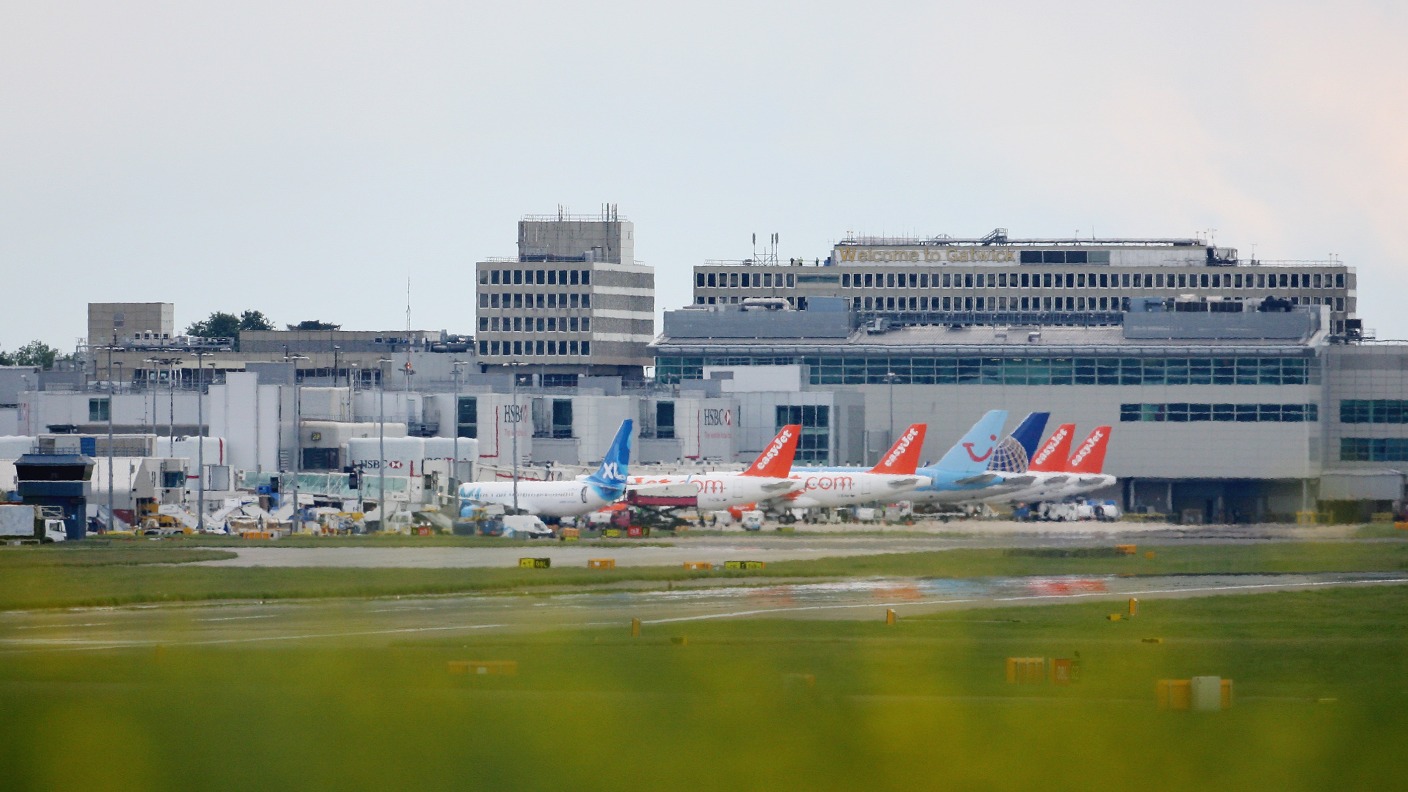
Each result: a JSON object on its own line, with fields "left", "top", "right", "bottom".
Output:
{"left": 743, "top": 424, "right": 801, "bottom": 478}
{"left": 1066, "top": 426, "right": 1111, "bottom": 474}
{"left": 870, "top": 424, "right": 927, "bottom": 474}
{"left": 1029, "top": 424, "right": 1076, "bottom": 473}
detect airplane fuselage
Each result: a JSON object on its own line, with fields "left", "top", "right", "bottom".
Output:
{"left": 459, "top": 480, "right": 617, "bottom": 518}
{"left": 628, "top": 473, "right": 799, "bottom": 510}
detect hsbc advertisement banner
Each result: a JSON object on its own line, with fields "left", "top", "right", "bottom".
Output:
{"left": 678, "top": 398, "right": 736, "bottom": 461}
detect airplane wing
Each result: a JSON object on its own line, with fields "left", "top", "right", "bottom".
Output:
{"left": 885, "top": 477, "right": 920, "bottom": 488}
{"left": 1000, "top": 475, "right": 1036, "bottom": 487}
{"left": 760, "top": 480, "right": 798, "bottom": 493}
{"left": 954, "top": 473, "right": 999, "bottom": 486}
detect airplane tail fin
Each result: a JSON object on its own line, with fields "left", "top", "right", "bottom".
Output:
{"left": 986, "top": 412, "right": 1050, "bottom": 473}
{"left": 1066, "top": 426, "right": 1111, "bottom": 474}
{"left": 870, "top": 424, "right": 927, "bottom": 474}
{"left": 742, "top": 424, "right": 801, "bottom": 478}
{"left": 1029, "top": 424, "right": 1076, "bottom": 472}
{"left": 584, "top": 419, "right": 633, "bottom": 494}
{"left": 929, "top": 410, "right": 1008, "bottom": 475}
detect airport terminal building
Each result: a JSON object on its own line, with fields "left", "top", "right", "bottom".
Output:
{"left": 653, "top": 290, "right": 1406, "bottom": 523}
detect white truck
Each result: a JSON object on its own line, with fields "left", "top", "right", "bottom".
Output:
{"left": 0, "top": 505, "right": 68, "bottom": 544}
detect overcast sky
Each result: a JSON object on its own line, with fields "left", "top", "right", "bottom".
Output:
{"left": 3, "top": 0, "right": 1406, "bottom": 353}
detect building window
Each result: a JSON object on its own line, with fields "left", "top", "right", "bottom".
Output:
{"left": 655, "top": 401, "right": 676, "bottom": 439}
{"left": 1120, "top": 403, "right": 1318, "bottom": 422}
{"left": 457, "top": 397, "right": 477, "bottom": 439}
{"left": 775, "top": 404, "right": 831, "bottom": 464}
{"left": 1341, "top": 437, "right": 1408, "bottom": 462}
{"left": 89, "top": 398, "right": 110, "bottom": 422}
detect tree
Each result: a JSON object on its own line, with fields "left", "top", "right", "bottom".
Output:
{"left": 239, "top": 310, "right": 275, "bottom": 332}
{"left": 286, "top": 320, "right": 341, "bottom": 331}
{"left": 185, "top": 311, "right": 241, "bottom": 339}
{"left": 13, "top": 340, "right": 60, "bottom": 370}
{"left": 0, "top": 349, "right": 14, "bottom": 366}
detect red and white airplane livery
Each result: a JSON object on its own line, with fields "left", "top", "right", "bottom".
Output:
{"left": 774, "top": 423, "right": 928, "bottom": 510}
{"left": 991, "top": 425, "right": 1113, "bottom": 504}
{"left": 626, "top": 424, "right": 804, "bottom": 510}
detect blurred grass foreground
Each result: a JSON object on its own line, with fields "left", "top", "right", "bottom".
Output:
{"left": 2, "top": 583, "right": 1407, "bottom": 791}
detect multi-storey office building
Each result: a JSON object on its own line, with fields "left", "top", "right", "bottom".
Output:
{"left": 653, "top": 296, "right": 1406, "bottom": 521}
{"left": 691, "top": 230, "right": 1358, "bottom": 337}
{"left": 475, "top": 208, "right": 654, "bottom": 382}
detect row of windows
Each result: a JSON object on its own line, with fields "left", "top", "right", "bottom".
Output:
{"left": 695, "top": 269, "right": 1348, "bottom": 291}
{"left": 1339, "top": 400, "right": 1408, "bottom": 424}
{"left": 479, "top": 316, "right": 590, "bottom": 333}
{"left": 776, "top": 405, "right": 831, "bottom": 463}
{"left": 479, "top": 268, "right": 592, "bottom": 286}
{"left": 1119, "top": 403, "right": 1319, "bottom": 423}
{"left": 480, "top": 292, "right": 592, "bottom": 309}
{"left": 478, "top": 340, "right": 590, "bottom": 357}
{"left": 653, "top": 355, "right": 1317, "bottom": 386}
{"left": 848, "top": 295, "right": 1346, "bottom": 314}
{"left": 1341, "top": 438, "right": 1408, "bottom": 462}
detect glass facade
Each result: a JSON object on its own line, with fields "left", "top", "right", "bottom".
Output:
{"left": 1341, "top": 438, "right": 1408, "bottom": 462}
{"left": 775, "top": 405, "right": 830, "bottom": 463}
{"left": 1120, "top": 403, "right": 1318, "bottom": 423}
{"left": 655, "top": 354, "right": 1317, "bottom": 387}
{"left": 1339, "top": 400, "right": 1408, "bottom": 424}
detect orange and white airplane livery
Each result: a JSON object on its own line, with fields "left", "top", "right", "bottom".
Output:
{"left": 775, "top": 423, "right": 928, "bottom": 510}
{"left": 626, "top": 424, "right": 804, "bottom": 510}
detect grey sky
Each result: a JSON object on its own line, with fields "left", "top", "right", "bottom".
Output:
{"left": 3, "top": 1, "right": 1406, "bottom": 352}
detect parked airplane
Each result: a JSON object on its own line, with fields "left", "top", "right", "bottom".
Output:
{"left": 903, "top": 410, "right": 1011, "bottom": 505}
{"left": 773, "top": 423, "right": 928, "bottom": 510}
{"left": 458, "top": 419, "right": 633, "bottom": 518}
{"left": 978, "top": 422, "right": 1077, "bottom": 504}
{"left": 998, "top": 425, "right": 1113, "bottom": 503}
{"left": 626, "top": 424, "right": 804, "bottom": 510}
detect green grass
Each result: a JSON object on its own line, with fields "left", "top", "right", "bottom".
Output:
{"left": 1, "top": 585, "right": 1405, "bottom": 791}
{"left": 2, "top": 540, "right": 1408, "bottom": 611}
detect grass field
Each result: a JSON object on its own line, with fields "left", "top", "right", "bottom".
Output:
{"left": 2, "top": 539, "right": 1408, "bottom": 610}
{"left": 1, "top": 581, "right": 1405, "bottom": 791}
{"left": 3, "top": 537, "right": 1406, "bottom": 790}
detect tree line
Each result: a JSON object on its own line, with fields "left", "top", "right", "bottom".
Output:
{"left": 1, "top": 312, "right": 343, "bottom": 371}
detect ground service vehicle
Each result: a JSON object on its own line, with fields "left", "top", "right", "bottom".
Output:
{"left": 0, "top": 505, "right": 68, "bottom": 543}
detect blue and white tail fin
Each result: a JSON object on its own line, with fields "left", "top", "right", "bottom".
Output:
{"left": 987, "top": 412, "right": 1050, "bottom": 473}
{"left": 928, "top": 410, "right": 1009, "bottom": 475}
{"left": 584, "top": 419, "right": 633, "bottom": 497}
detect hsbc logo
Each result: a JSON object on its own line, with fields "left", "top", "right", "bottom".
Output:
{"left": 1069, "top": 429, "right": 1104, "bottom": 467}
{"left": 753, "top": 428, "right": 795, "bottom": 471}
{"left": 703, "top": 409, "right": 733, "bottom": 427}
{"left": 1034, "top": 427, "right": 1070, "bottom": 464}
{"left": 883, "top": 426, "right": 921, "bottom": 468}
{"left": 504, "top": 404, "right": 525, "bottom": 423}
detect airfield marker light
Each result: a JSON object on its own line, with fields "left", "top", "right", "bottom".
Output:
{"left": 1128, "top": 597, "right": 1139, "bottom": 617}
{"left": 885, "top": 608, "right": 896, "bottom": 625}
{"left": 631, "top": 618, "right": 641, "bottom": 638}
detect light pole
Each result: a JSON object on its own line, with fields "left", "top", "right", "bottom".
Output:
{"left": 103, "top": 335, "right": 118, "bottom": 533}
{"left": 507, "top": 361, "right": 524, "bottom": 512}
{"left": 195, "top": 349, "right": 207, "bottom": 532}
{"left": 284, "top": 354, "right": 309, "bottom": 533}
{"left": 884, "top": 370, "right": 899, "bottom": 460}
{"left": 451, "top": 360, "right": 468, "bottom": 492}
{"left": 377, "top": 357, "right": 392, "bottom": 530}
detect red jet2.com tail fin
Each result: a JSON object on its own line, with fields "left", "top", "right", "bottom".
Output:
{"left": 870, "top": 424, "right": 927, "bottom": 474}
{"left": 743, "top": 424, "right": 802, "bottom": 478}
{"left": 1066, "top": 426, "right": 1112, "bottom": 474}
{"left": 1029, "top": 424, "right": 1076, "bottom": 473}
